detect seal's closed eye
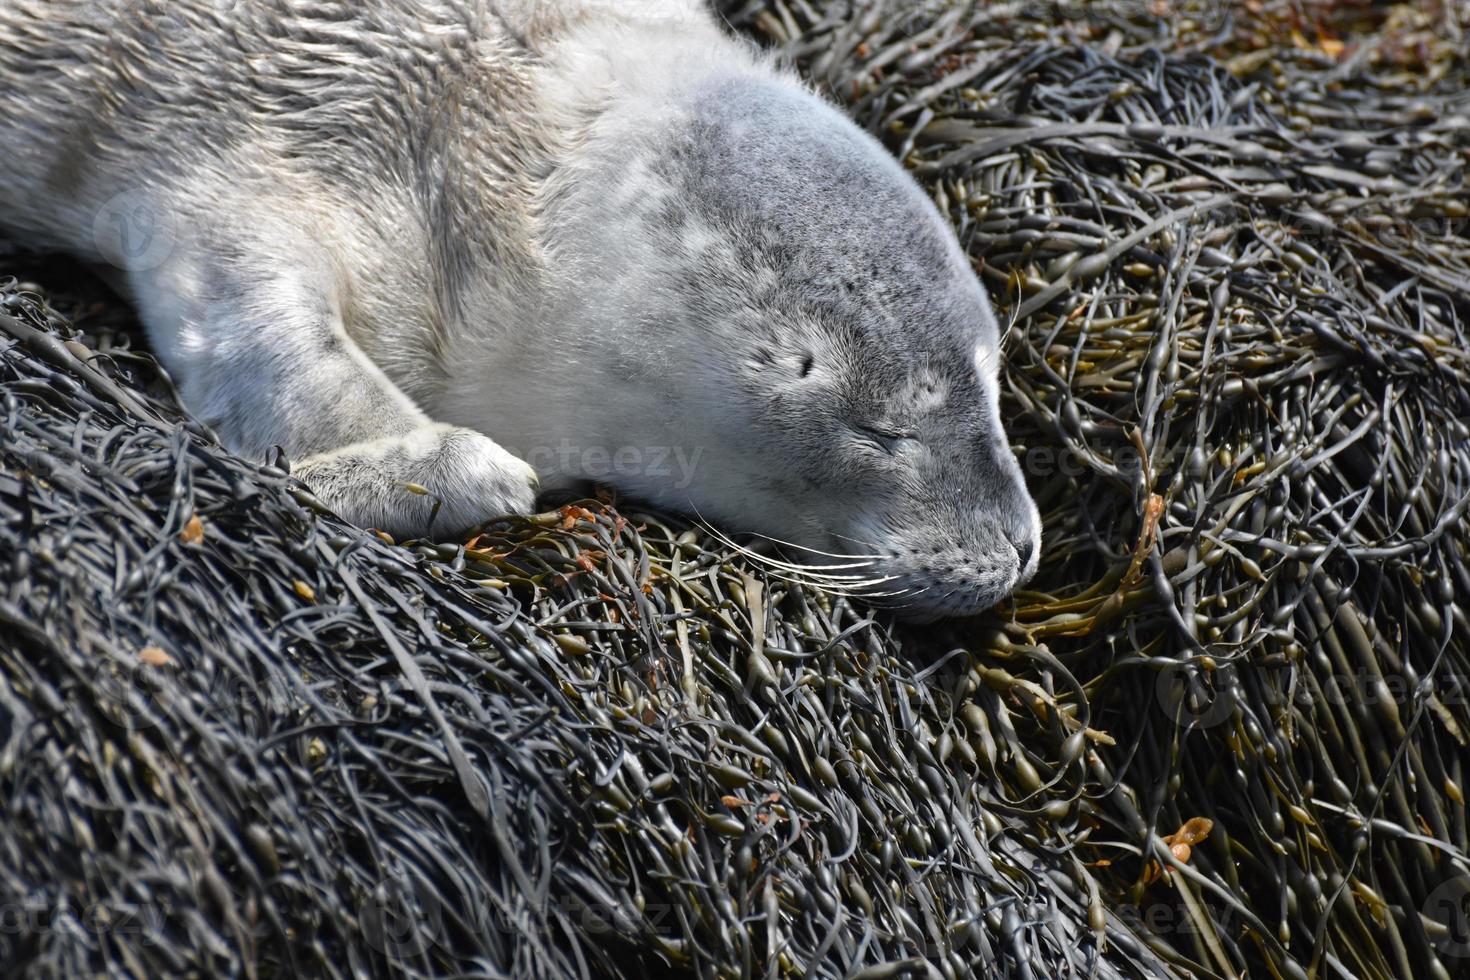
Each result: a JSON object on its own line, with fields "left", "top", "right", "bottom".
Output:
{"left": 855, "top": 425, "right": 914, "bottom": 455}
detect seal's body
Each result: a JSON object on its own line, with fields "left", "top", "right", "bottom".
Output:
{"left": 0, "top": 0, "right": 1040, "bottom": 618}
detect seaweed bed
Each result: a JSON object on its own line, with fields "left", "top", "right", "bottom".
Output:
{"left": 3, "top": 1, "right": 1470, "bottom": 977}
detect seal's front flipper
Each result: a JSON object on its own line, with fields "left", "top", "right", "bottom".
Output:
{"left": 126, "top": 223, "right": 537, "bottom": 539}
{"left": 292, "top": 424, "right": 538, "bottom": 539}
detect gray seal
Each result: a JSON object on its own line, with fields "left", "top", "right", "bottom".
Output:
{"left": 0, "top": 0, "right": 1040, "bottom": 618}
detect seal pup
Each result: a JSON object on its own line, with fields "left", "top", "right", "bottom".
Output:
{"left": 0, "top": 0, "right": 1041, "bottom": 619}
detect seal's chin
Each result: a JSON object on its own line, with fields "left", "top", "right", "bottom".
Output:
{"left": 797, "top": 511, "right": 1041, "bottom": 621}
{"left": 854, "top": 561, "right": 1028, "bottom": 622}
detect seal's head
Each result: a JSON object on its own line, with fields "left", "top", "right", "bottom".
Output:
{"left": 497, "top": 55, "right": 1040, "bottom": 620}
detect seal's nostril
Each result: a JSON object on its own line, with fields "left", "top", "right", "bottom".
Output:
{"left": 1014, "top": 537, "right": 1035, "bottom": 569}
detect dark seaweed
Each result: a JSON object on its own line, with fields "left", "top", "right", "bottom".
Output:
{"left": 3, "top": 1, "right": 1469, "bottom": 978}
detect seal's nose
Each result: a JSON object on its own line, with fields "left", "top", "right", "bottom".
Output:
{"left": 1007, "top": 510, "right": 1042, "bottom": 584}
{"left": 1013, "top": 535, "right": 1035, "bottom": 570}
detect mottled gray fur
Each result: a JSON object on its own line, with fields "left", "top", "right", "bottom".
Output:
{"left": 0, "top": 0, "right": 1040, "bottom": 618}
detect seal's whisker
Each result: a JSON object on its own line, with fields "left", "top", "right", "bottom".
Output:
{"left": 689, "top": 519, "right": 926, "bottom": 600}
{"left": 856, "top": 587, "right": 917, "bottom": 601}
{"left": 759, "top": 569, "right": 903, "bottom": 593}
{"left": 718, "top": 542, "right": 881, "bottom": 580}
{"left": 887, "top": 587, "right": 953, "bottom": 613}
{"left": 697, "top": 522, "right": 883, "bottom": 578}
{"left": 692, "top": 517, "right": 886, "bottom": 566}
{"left": 828, "top": 530, "right": 887, "bottom": 552}
{"left": 811, "top": 575, "right": 904, "bottom": 591}
{"left": 725, "top": 560, "right": 905, "bottom": 597}
{"left": 747, "top": 556, "right": 882, "bottom": 576}
{"left": 737, "top": 529, "right": 886, "bottom": 562}
{"left": 701, "top": 533, "right": 876, "bottom": 571}
{"left": 719, "top": 554, "right": 885, "bottom": 591}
